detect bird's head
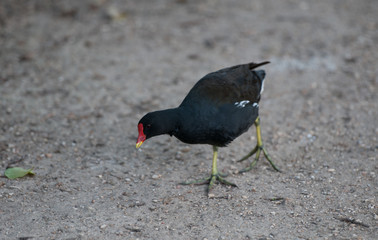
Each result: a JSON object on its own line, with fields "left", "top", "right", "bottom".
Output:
{"left": 136, "top": 110, "right": 178, "bottom": 149}
{"left": 136, "top": 113, "right": 155, "bottom": 149}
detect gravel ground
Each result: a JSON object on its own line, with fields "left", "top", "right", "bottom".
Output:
{"left": 0, "top": 0, "right": 377, "bottom": 239}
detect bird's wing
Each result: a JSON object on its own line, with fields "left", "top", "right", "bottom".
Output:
{"left": 180, "top": 62, "right": 269, "bottom": 107}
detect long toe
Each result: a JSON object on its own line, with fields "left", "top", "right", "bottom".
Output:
{"left": 238, "top": 145, "right": 280, "bottom": 173}
{"left": 181, "top": 174, "right": 237, "bottom": 194}
{"left": 238, "top": 145, "right": 258, "bottom": 162}
{"left": 238, "top": 158, "right": 259, "bottom": 173}
{"left": 180, "top": 176, "right": 211, "bottom": 186}
{"left": 217, "top": 175, "right": 238, "bottom": 187}
{"left": 207, "top": 174, "right": 237, "bottom": 195}
{"left": 262, "top": 147, "right": 281, "bottom": 172}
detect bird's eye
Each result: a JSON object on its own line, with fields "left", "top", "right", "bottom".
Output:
{"left": 146, "top": 124, "right": 151, "bottom": 129}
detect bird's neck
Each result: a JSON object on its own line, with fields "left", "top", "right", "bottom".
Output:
{"left": 153, "top": 108, "right": 182, "bottom": 136}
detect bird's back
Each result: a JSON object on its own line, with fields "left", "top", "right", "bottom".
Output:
{"left": 175, "top": 62, "right": 269, "bottom": 146}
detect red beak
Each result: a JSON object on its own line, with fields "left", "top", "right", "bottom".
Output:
{"left": 136, "top": 123, "right": 146, "bottom": 148}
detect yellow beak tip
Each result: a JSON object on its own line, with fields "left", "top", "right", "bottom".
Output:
{"left": 136, "top": 141, "right": 143, "bottom": 149}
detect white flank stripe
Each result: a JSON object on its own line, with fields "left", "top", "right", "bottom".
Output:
{"left": 260, "top": 80, "right": 265, "bottom": 94}
{"left": 235, "top": 100, "right": 250, "bottom": 108}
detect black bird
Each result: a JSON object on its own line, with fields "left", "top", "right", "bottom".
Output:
{"left": 136, "top": 61, "right": 279, "bottom": 193}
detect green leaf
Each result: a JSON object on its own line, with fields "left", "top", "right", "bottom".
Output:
{"left": 4, "top": 167, "right": 35, "bottom": 179}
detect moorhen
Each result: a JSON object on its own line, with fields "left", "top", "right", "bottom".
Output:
{"left": 136, "top": 61, "right": 279, "bottom": 193}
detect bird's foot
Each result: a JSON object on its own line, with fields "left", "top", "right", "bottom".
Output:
{"left": 181, "top": 172, "right": 237, "bottom": 194}
{"left": 238, "top": 145, "right": 280, "bottom": 173}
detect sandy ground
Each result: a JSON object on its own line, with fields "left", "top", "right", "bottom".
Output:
{"left": 0, "top": 0, "right": 377, "bottom": 239}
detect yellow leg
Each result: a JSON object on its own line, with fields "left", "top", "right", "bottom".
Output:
{"left": 239, "top": 117, "right": 280, "bottom": 173}
{"left": 181, "top": 146, "right": 237, "bottom": 194}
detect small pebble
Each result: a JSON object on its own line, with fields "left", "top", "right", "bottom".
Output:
{"left": 149, "top": 206, "right": 156, "bottom": 211}
{"left": 181, "top": 146, "right": 191, "bottom": 153}
{"left": 151, "top": 174, "right": 161, "bottom": 180}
